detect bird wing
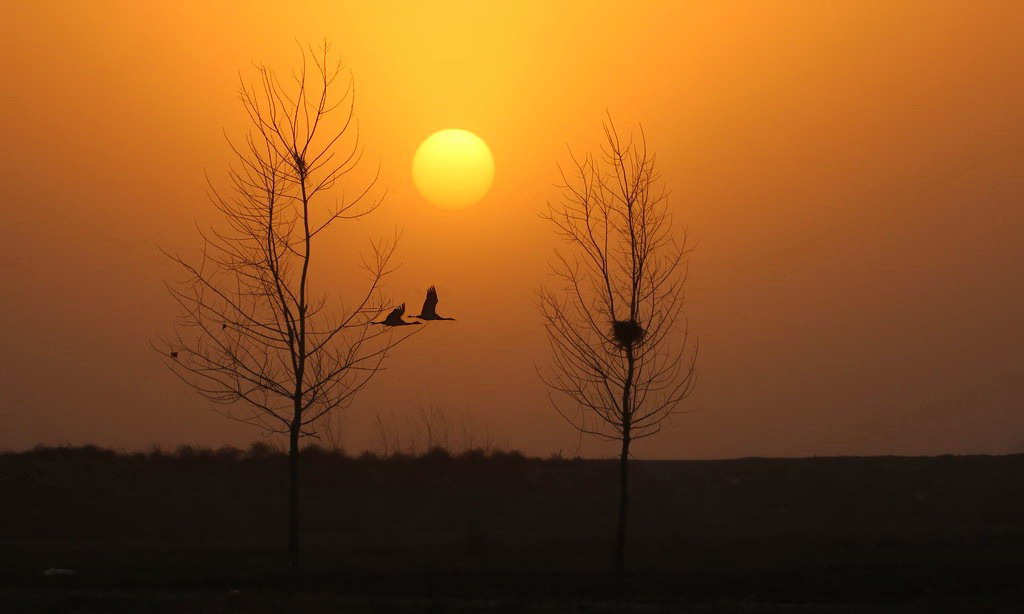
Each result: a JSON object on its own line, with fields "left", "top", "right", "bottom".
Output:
{"left": 383, "top": 303, "right": 406, "bottom": 324}
{"left": 421, "top": 286, "right": 438, "bottom": 317}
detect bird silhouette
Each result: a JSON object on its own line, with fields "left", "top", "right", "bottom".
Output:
{"left": 374, "top": 303, "right": 421, "bottom": 326}
{"left": 412, "top": 286, "right": 456, "bottom": 321}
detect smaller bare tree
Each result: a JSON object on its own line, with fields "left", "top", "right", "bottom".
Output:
{"left": 318, "top": 408, "right": 346, "bottom": 453}
{"left": 371, "top": 402, "right": 498, "bottom": 457}
{"left": 373, "top": 410, "right": 407, "bottom": 457}
{"left": 453, "top": 410, "right": 497, "bottom": 454}
{"left": 538, "top": 116, "right": 697, "bottom": 573}
{"left": 413, "top": 401, "right": 451, "bottom": 452}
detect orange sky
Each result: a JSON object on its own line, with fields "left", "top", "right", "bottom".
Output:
{"left": 2, "top": 1, "right": 1023, "bottom": 458}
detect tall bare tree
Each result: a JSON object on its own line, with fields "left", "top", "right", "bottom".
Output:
{"left": 538, "top": 117, "right": 697, "bottom": 573}
{"left": 156, "top": 43, "right": 412, "bottom": 570}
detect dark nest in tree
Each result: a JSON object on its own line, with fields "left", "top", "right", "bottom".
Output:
{"left": 611, "top": 319, "right": 646, "bottom": 349}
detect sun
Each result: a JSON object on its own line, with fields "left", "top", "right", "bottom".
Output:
{"left": 412, "top": 129, "right": 494, "bottom": 210}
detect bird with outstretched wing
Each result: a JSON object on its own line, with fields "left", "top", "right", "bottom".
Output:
{"left": 374, "top": 303, "right": 421, "bottom": 326}
{"left": 413, "top": 286, "right": 456, "bottom": 321}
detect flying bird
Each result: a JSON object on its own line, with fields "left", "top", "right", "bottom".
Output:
{"left": 413, "top": 286, "right": 456, "bottom": 321}
{"left": 374, "top": 303, "right": 421, "bottom": 326}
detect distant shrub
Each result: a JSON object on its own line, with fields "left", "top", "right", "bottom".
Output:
{"left": 458, "top": 448, "right": 489, "bottom": 461}
{"left": 29, "top": 444, "right": 60, "bottom": 459}
{"left": 27, "top": 443, "right": 118, "bottom": 462}
{"left": 81, "top": 444, "right": 118, "bottom": 460}
{"left": 212, "top": 446, "right": 242, "bottom": 462}
{"left": 8, "top": 442, "right": 539, "bottom": 465}
{"left": 302, "top": 444, "right": 348, "bottom": 461}
{"left": 490, "top": 449, "right": 527, "bottom": 462}
{"left": 424, "top": 446, "right": 452, "bottom": 462}
{"left": 244, "top": 441, "right": 280, "bottom": 459}
{"left": 175, "top": 444, "right": 202, "bottom": 460}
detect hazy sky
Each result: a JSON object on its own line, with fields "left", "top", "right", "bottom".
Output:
{"left": 2, "top": 1, "right": 1022, "bottom": 458}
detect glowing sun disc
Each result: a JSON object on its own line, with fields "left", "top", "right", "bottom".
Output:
{"left": 413, "top": 129, "right": 494, "bottom": 210}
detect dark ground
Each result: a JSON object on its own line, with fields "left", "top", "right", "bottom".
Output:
{"left": 2, "top": 445, "right": 1023, "bottom": 612}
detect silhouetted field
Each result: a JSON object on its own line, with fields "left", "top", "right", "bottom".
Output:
{"left": 2, "top": 445, "right": 1024, "bottom": 611}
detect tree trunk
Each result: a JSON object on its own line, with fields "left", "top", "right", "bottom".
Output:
{"left": 288, "top": 418, "right": 301, "bottom": 571}
{"left": 614, "top": 428, "right": 631, "bottom": 573}
{"left": 614, "top": 347, "right": 635, "bottom": 574}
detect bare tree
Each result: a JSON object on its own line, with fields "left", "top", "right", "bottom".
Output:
{"left": 412, "top": 401, "right": 451, "bottom": 452}
{"left": 538, "top": 117, "right": 697, "bottom": 573}
{"left": 318, "top": 407, "right": 346, "bottom": 453}
{"left": 155, "top": 43, "right": 412, "bottom": 570}
{"left": 372, "top": 410, "right": 407, "bottom": 457}
{"left": 452, "top": 409, "right": 498, "bottom": 454}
